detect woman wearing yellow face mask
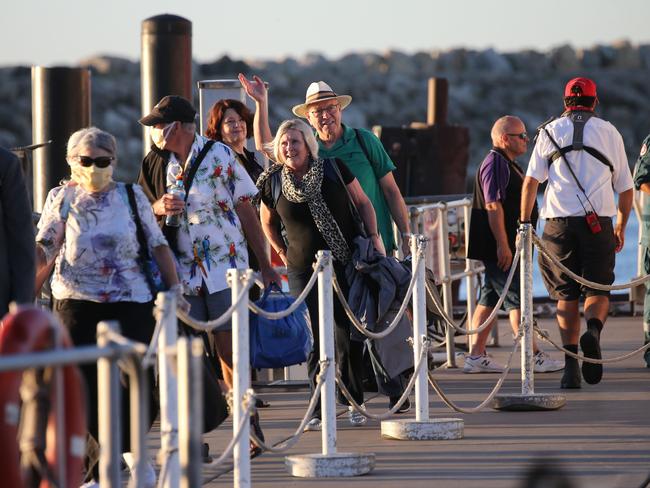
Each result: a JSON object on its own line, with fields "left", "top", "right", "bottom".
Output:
{"left": 35, "top": 127, "right": 178, "bottom": 486}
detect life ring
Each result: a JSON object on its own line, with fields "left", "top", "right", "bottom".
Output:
{"left": 0, "top": 305, "right": 87, "bottom": 488}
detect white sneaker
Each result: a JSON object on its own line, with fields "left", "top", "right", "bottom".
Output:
{"left": 463, "top": 353, "right": 504, "bottom": 373}
{"left": 122, "top": 452, "right": 156, "bottom": 488}
{"left": 79, "top": 481, "right": 99, "bottom": 488}
{"left": 348, "top": 406, "right": 367, "bottom": 426}
{"left": 303, "top": 417, "right": 322, "bottom": 432}
{"left": 533, "top": 351, "right": 564, "bottom": 373}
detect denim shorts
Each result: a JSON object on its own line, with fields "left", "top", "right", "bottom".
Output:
{"left": 477, "top": 260, "right": 521, "bottom": 312}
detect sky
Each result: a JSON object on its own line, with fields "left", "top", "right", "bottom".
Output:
{"left": 1, "top": 0, "right": 648, "bottom": 66}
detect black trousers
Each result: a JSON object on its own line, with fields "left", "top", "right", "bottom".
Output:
{"left": 53, "top": 299, "right": 159, "bottom": 481}
{"left": 288, "top": 264, "right": 364, "bottom": 418}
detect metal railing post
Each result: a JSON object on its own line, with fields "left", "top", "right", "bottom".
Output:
{"left": 230, "top": 268, "right": 251, "bottom": 488}
{"left": 126, "top": 353, "right": 148, "bottom": 488}
{"left": 157, "top": 291, "right": 180, "bottom": 487}
{"left": 178, "top": 336, "right": 203, "bottom": 488}
{"left": 437, "top": 206, "right": 457, "bottom": 367}
{"left": 317, "top": 251, "right": 337, "bottom": 455}
{"left": 463, "top": 203, "right": 477, "bottom": 350}
{"left": 97, "top": 320, "right": 122, "bottom": 487}
{"left": 520, "top": 224, "right": 534, "bottom": 395}
{"left": 412, "top": 235, "right": 430, "bottom": 421}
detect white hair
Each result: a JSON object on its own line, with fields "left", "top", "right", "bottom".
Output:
{"left": 66, "top": 126, "right": 117, "bottom": 162}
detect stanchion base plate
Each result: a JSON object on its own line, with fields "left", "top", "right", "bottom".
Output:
{"left": 285, "top": 452, "right": 375, "bottom": 477}
{"left": 381, "top": 418, "right": 464, "bottom": 440}
{"left": 492, "top": 393, "right": 566, "bottom": 411}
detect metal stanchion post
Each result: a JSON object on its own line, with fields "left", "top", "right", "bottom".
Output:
{"left": 157, "top": 291, "right": 180, "bottom": 487}
{"left": 463, "top": 203, "right": 477, "bottom": 350}
{"left": 437, "top": 206, "right": 457, "bottom": 368}
{"left": 286, "top": 251, "right": 374, "bottom": 477}
{"left": 126, "top": 351, "right": 148, "bottom": 488}
{"left": 97, "top": 321, "right": 122, "bottom": 488}
{"left": 381, "top": 237, "right": 464, "bottom": 441}
{"left": 229, "top": 269, "right": 251, "bottom": 488}
{"left": 178, "top": 336, "right": 203, "bottom": 488}
{"left": 493, "top": 224, "right": 566, "bottom": 411}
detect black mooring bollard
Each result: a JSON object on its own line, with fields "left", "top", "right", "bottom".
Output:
{"left": 31, "top": 66, "right": 91, "bottom": 212}
{"left": 141, "top": 14, "right": 192, "bottom": 155}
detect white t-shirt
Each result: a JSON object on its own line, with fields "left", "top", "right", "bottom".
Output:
{"left": 526, "top": 114, "right": 633, "bottom": 218}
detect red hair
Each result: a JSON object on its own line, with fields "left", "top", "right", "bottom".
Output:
{"left": 205, "top": 99, "right": 253, "bottom": 142}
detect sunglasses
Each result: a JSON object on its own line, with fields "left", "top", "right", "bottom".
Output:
{"left": 506, "top": 132, "right": 528, "bottom": 140}
{"left": 73, "top": 155, "right": 114, "bottom": 168}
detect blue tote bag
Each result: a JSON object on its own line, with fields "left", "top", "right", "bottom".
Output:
{"left": 250, "top": 284, "right": 313, "bottom": 369}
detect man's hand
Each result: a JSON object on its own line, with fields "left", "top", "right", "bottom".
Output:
{"left": 259, "top": 265, "right": 282, "bottom": 290}
{"left": 371, "top": 234, "right": 386, "bottom": 256}
{"left": 496, "top": 242, "right": 513, "bottom": 271}
{"left": 614, "top": 223, "right": 626, "bottom": 252}
{"left": 152, "top": 193, "right": 184, "bottom": 217}
{"left": 400, "top": 236, "right": 411, "bottom": 258}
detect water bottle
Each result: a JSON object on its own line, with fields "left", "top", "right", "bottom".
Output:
{"left": 165, "top": 176, "right": 185, "bottom": 227}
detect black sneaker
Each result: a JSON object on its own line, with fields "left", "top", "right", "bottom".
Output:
{"left": 389, "top": 396, "right": 411, "bottom": 414}
{"left": 580, "top": 329, "right": 603, "bottom": 385}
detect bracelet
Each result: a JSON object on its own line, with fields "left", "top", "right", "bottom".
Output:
{"left": 276, "top": 248, "right": 286, "bottom": 255}
{"left": 518, "top": 219, "right": 531, "bottom": 225}
{"left": 369, "top": 233, "right": 379, "bottom": 238}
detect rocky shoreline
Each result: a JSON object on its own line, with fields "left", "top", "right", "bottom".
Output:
{"left": 1, "top": 40, "right": 648, "bottom": 185}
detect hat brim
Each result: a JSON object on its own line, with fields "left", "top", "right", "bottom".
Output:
{"left": 138, "top": 113, "right": 166, "bottom": 126}
{"left": 292, "top": 95, "right": 352, "bottom": 118}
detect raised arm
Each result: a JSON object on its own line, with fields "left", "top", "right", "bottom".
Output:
{"left": 239, "top": 73, "right": 273, "bottom": 157}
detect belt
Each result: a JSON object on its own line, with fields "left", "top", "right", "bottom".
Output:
{"left": 546, "top": 216, "right": 611, "bottom": 222}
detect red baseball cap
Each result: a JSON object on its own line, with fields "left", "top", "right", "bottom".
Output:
{"left": 564, "top": 77, "right": 597, "bottom": 98}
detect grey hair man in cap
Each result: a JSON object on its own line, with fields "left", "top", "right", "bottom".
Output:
{"left": 137, "top": 95, "right": 281, "bottom": 396}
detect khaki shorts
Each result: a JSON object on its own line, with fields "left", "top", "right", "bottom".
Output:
{"left": 538, "top": 217, "right": 616, "bottom": 300}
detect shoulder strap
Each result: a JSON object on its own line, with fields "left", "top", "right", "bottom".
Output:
{"left": 183, "top": 140, "right": 216, "bottom": 199}
{"left": 354, "top": 128, "right": 372, "bottom": 165}
{"left": 327, "top": 158, "right": 367, "bottom": 237}
{"left": 125, "top": 183, "right": 150, "bottom": 260}
{"left": 546, "top": 113, "right": 614, "bottom": 173}
{"left": 59, "top": 185, "right": 74, "bottom": 221}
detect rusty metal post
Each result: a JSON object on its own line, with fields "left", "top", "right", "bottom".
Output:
{"left": 427, "top": 78, "right": 448, "bottom": 126}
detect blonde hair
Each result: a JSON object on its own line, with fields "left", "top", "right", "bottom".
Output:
{"left": 267, "top": 119, "right": 319, "bottom": 163}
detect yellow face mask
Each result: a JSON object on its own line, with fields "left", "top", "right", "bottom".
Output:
{"left": 70, "top": 164, "right": 114, "bottom": 192}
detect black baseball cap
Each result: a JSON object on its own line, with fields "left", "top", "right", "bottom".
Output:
{"left": 139, "top": 95, "right": 197, "bottom": 126}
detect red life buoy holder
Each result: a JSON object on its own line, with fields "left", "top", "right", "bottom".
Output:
{"left": 0, "top": 305, "right": 87, "bottom": 488}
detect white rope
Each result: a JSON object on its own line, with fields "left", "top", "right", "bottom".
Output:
{"left": 533, "top": 233, "right": 650, "bottom": 291}
{"left": 426, "top": 240, "right": 522, "bottom": 336}
{"left": 204, "top": 390, "right": 256, "bottom": 468}
{"left": 176, "top": 271, "right": 255, "bottom": 332}
{"left": 248, "top": 360, "right": 330, "bottom": 453}
{"left": 248, "top": 256, "right": 324, "bottom": 319}
{"left": 534, "top": 323, "right": 650, "bottom": 364}
{"left": 335, "top": 337, "right": 429, "bottom": 420}
{"left": 427, "top": 332, "right": 523, "bottom": 414}
{"left": 332, "top": 244, "right": 424, "bottom": 340}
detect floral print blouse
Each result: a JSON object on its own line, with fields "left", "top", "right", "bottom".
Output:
{"left": 36, "top": 183, "right": 168, "bottom": 303}
{"left": 166, "top": 136, "right": 258, "bottom": 295}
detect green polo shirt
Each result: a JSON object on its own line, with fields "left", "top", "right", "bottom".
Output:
{"left": 634, "top": 133, "right": 650, "bottom": 246}
{"left": 317, "top": 124, "right": 397, "bottom": 251}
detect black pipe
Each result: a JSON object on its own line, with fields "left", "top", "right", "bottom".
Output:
{"left": 31, "top": 67, "right": 91, "bottom": 212}
{"left": 141, "top": 14, "right": 192, "bottom": 155}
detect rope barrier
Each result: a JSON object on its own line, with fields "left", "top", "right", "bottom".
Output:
{"left": 427, "top": 332, "right": 523, "bottom": 414}
{"left": 248, "top": 360, "right": 330, "bottom": 453}
{"left": 204, "top": 390, "right": 256, "bottom": 468}
{"left": 331, "top": 244, "right": 424, "bottom": 340}
{"left": 534, "top": 323, "right": 650, "bottom": 364}
{"left": 175, "top": 271, "right": 255, "bottom": 332}
{"left": 533, "top": 233, "right": 650, "bottom": 291}
{"left": 248, "top": 257, "right": 324, "bottom": 320}
{"left": 335, "top": 337, "right": 429, "bottom": 420}
{"left": 426, "top": 240, "right": 522, "bottom": 336}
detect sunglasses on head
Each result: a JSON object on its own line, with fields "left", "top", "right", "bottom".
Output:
{"left": 73, "top": 155, "right": 114, "bottom": 168}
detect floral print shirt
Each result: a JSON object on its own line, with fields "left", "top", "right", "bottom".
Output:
{"left": 166, "top": 135, "right": 258, "bottom": 295}
{"left": 36, "top": 183, "right": 168, "bottom": 303}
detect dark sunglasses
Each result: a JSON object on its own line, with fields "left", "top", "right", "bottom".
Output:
{"left": 73, "top": 155, "right": 114, "bottom": 168}
{"left": 506, "top": 132, "right": 528, "bottom": 140}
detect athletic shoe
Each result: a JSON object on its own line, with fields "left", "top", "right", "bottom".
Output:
{"left": 123, "top": 452, "right": 156, "bottom": 488}
{"left": 303, "top": 417, "right": 322, "bottom": 432}
{"left": 463, "top": 353, "right": 504, "bottom": 373}
{"left": 79, "top": 481, "right": 99, "bottom": 488}
{"left": 348, "top": 406, "right": 367, "bottom": 426}
{"left": 533, "top": 351, "right": 564, "bottom": 373}
{"left": 389, "top": 396, "right": 411, "bottom": 414}
{"left": 560, "top": 356, "right": 581, "bottom": 389}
